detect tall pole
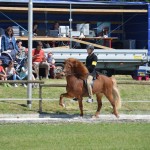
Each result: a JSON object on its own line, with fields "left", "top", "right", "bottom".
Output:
{"left": 148, "top": 4, "right": 150, "bottom": 60}
{"left": 27, "top": 0, "right": 33, "bottom": 109}
{"left": 69, "top": 3, "right": 72, "bottom": 49}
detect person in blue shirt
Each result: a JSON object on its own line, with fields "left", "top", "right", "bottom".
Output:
{"left": 1, "top": 26, "right": 19, "bottom": 61}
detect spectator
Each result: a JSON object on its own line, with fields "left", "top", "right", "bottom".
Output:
{"left": 53, "top": 21, "right": 60, "bottom": 30}
{"left": 32, "top": 41, "right": 49, "bottom": 79}
{"left": 33, "top": 22, "right": 38, "bottom": 36}
{"left": 5, "top": 60, "right": 21, "bottom": 87}
{"left": 47, "top": 51, "right": 55, "bottom": 79}
{"left": 16, "top": 39, "right": 28, "bottom": 61}
{"left": 0, "top": 59, "right": 8, "bottom": 87}
{"left": 1, "top": 26, "right": 19, "bottom": 61}
{"left": 50, "top": 21, "right": 60, "bottom": 47}
{"left": 19, "top": 60, "right": 36, "bottom": 87}
{"left": 33, "top": 22, "right": 39, "bottom": 48}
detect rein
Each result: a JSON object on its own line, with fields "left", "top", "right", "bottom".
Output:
{"left": 64, "top": 72, "right": 77, "bottom": 77}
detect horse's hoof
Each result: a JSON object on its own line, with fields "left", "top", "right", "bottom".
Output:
{"left": 62, "top": 103, "right": 66, "bottom": 108}
{"left": 59, "top": 103, "right": 66, "bottom": 108}
{"left": 112, "top": 112, "right": 119, "bottom": 118}
{"left": 115, "top": 114, "right": 120, "bottom": 118}
{"left": 92, "top": 115, "right": 99, "bottom": 119}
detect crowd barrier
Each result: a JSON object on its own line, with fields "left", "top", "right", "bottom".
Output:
{"left": 38, "top": 80, "right": 150, "bottom": 112}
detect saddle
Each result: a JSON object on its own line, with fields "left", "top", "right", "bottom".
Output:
{"left": 83, "top": 71, "right": 100, "bottom": 88}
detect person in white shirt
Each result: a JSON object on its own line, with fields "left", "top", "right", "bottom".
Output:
{"left": 5, "top": 60, "right": 21, "bottom": 87}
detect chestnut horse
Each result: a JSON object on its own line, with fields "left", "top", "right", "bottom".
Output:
{"left": 59, "top": 58, "right": 121, "bottom": 118}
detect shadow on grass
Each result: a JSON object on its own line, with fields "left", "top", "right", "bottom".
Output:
{"left": 0, "top": 101, "right": 39, "bottom": 114}
{"left": 38, "top": 111, "right": 81, "bottom": 118}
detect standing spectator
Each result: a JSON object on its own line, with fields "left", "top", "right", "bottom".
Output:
{"left": 5, "top": 60, "right": 21, "bottom": 87}
{"left": 1, "top": 26, "right": 19, "bottom": 61}
{"left": 32, "top": 41, "right": 49, "bottom": 79}
{"left": 33, "top": 22, "right": 39, "bottom": 48}
{"left": 47, "top": 51, "right": 55, "bottom": 79}
{"left": 33, "top": 22, "right": 38, "bottom": 36}
{"left": 0, "top": 59, "right": 8, "bottom": 87}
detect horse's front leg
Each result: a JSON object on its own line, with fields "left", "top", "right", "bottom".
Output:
{"left": 78, "top": 98, "right": 83, "bottom": 117}
{"left": 59, "top": 93, "right": 71, "bottom": 107}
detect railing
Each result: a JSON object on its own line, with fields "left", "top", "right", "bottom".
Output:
{"left": 38, "top": 80, "right": 150, "bottom": 113}
{"left": 0, "top": 80, "right": 150, "bottom": 112}
{"left": 0, "top": 80, "right": 44, "bottom": 102}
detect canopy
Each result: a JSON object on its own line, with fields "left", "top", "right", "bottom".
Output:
{"left": 0, "top": 0, "right": 147, "bottom": 5}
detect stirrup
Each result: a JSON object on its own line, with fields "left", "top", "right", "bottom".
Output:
{"left": 86, "top": 98, "right": 93, "bottom": 103}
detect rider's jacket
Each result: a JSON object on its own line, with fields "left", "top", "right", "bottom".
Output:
{"left": 86, "top": 52, "right": 98, "bottom": 77}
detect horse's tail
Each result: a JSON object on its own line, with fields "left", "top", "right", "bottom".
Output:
{"left": 111, "top": 77, "right": 121, "bottom": 109}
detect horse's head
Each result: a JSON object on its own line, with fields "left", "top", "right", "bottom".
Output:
{"left": 63, "top": 58, "right": 89, "bottom": 79}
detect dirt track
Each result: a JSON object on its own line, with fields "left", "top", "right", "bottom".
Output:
{"left": 0, "top": 114, "right": 150, "bottom": 123}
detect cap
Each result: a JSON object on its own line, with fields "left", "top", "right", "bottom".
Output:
{"left": 87, "top": 45, "right": 94, "bottom": 51}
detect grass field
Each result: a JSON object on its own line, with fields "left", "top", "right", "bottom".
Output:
{"left": 0, "top": 123, "right": 149, "bottom": 150}
{"left": 0, "top": 76, "right": 150, "bottom": 150}
{"left": 0, "top": 76, "right": 150, "bottom": 114}
{"left": 0, "top": 76, "right": 150, "bottom": 115}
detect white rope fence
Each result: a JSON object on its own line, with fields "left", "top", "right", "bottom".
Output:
{"left": 0, "top": 98, "right": 149, "bottom": 103}
{"left": 0, "top": 80, "right": 150, "bottom": 112}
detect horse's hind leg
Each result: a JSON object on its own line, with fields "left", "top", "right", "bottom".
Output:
{"left": 105, "top": 93, "right": 119, "bottom": 118}
{"left": 93, "top": 93, "right": 103, "bottom": 118}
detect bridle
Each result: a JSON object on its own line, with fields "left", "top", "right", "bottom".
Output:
{"left": 63, "top": 71, "right": 77, "bottom": 77}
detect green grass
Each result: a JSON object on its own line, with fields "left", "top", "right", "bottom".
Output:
{"left": 0, "top": 76, "right": 150, "bottom": 150}
{"left": 0, "top": 76, "right": 150, "bottom": 115}
{"left": 0, "top": 123, "right": 149, "bottom": 150}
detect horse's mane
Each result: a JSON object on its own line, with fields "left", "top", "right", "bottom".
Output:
{"left": 65, "top": 58, "right": 89, "bottom": 79}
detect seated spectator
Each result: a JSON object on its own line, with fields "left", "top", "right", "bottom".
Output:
{"left": 19, "top": 60, "right": 35, "bottom": 87}
{"left": 47, "top": 51, "right": 55, "bottom": 79}
{"left": 5, "top": 60, "right": 22, "bottom": 87}
{"left": 53, "top": 21, "right": 60, "bottom": 30}
{"left": 0, "top": 59, "right": 8, "bottom": 87}
{"left": 16, "top": 39, "right": 28, "bottom": 60}
{"left": 32, "top": 41, "right": 49, "bottom": 79}
{"left": 45, "top": 21, "right": 60, "bottom": 48}
{"left": 1, "top": 26, "right": 19, "bottom": 61}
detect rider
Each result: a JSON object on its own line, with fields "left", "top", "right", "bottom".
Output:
{"left": 73, "top": 44, "right": 98, "bottom": 103}
{"left": 86, "top": 45, "right": 98, "bottom": 103}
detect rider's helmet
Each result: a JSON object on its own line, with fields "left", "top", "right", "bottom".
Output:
{"left": 86, "top": 45, "right": 94, "bottom": 51}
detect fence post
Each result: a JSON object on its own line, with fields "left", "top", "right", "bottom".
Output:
{"left": 39, "top": 84, "right": 42, "bottom": 113}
